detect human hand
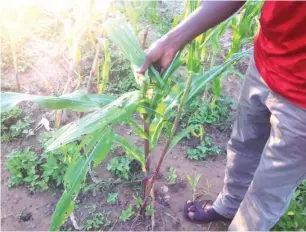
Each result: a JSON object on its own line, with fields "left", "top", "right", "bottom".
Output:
{"left": 137, "top": 36, "right": 178, "bottom": 74}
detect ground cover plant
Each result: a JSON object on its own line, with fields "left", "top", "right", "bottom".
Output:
{"left": 1, "top": 0, "right": 304, "bottom": 231}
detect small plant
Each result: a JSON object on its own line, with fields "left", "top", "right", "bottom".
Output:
{"left": 105, "top": 43, "right": 138, "bottom": 95}
{"left": 186, "top": 97, "right": 232, "bottom": 127}
{"left": 42, "top": 150, "right": 68, "bottom": 187}
{"left": 120, "top": 204, "right": 134, "bottom": 222}
{"left": 273, "top": 181, "right": 306, "bottom": 231}
{"left": 145, "top": 204, "right": 155, "bottom": 217}
{"left": 168, "top": 167, "right": 177, "bottom": 184}
{"left": 186, "top": 173, "right": 202, "bottom": 201}
{"left": 41, "top": 132, "right": 80, "bottom": 187}
{"left": 84, "top": 211, "right": 111, "bottom": 231}
{"left": 6, "top": 148, "right": 48, "bottom": 192}
{"left": 187, "top": 136, "right": 221, "bottom": 160}
{"left": 107, "top": 156, "right": 132, "bottom": 180}
{"left": 107, "top": 192, "right": 119, "bottom": 204}
{"left": 1, "top": 107, "right": 32, "bottom": 142}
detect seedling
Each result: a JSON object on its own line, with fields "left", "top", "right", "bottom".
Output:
{"left": 1, "top": 107, "right": 33, "bottom": 142}
{"left": 84, "top": 210, "right": 111, "bottom": 231}
{"left": 168, "top": 167, "right": 177, "bottom": 184}
{"left": 107, "top": 192, "right": 119, "bottom": 204}
{"left": 186, "top": 173, "right": 202, "bottom": 201}
{"left": 120, "top": 205, "right": 134, "bottom": 222}
{"left": 187, "top": 136, "right": 221, "bottom": 160}
{"left": 107, "top": 156, "right": 132, "bottom": 180}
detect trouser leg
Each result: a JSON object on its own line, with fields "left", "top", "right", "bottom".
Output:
{"left": 229, "top": 90, "right": 306, "bottom": 230}
{"left": 213, "top": 56, "right": 271, "bottom": 218}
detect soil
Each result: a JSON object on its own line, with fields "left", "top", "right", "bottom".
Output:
{"left": 1, "top": 1, "right": 250, "bottom": 231}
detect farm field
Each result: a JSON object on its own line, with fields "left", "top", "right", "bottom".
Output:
{"left": 1, "top": 1, "right": 305, "bottom": 231}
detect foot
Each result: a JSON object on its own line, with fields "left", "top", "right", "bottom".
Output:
{"left": 183, "top": 200, "right": 231, "bottom": 223}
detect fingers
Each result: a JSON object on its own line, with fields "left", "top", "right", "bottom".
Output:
{"left": 137, "top": 54, "right": 152, "bottom": 74}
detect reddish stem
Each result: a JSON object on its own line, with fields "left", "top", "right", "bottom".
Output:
{"left": 143, "top": 113, "right": 150, "bottom": 201}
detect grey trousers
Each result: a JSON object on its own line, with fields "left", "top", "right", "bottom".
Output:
{"left": 213, "top": 55, "right": 306, "bottom": 231}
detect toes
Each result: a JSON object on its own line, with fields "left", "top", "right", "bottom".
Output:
{"left": 188, "top": 212, "right": 195, "bottom": 220}
{"left": 188, "top": 205, "right": 196, "bottom": 212}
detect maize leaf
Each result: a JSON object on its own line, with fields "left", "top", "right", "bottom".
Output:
{"left": 1, "top": 89, "right": 116, "bottom": 112}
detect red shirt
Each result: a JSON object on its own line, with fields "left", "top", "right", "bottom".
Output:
{"left": 254, "top": 1, "right": 306, "bottom": 108}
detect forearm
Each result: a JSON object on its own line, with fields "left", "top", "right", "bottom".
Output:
{"left": 165, "top": 1, "right": 245, "bottom": 51}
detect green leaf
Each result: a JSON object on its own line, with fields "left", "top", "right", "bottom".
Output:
{"left": 1, "top": 89, "right": 115, "bottom": 112}
{"left": 186, "top": 48, "right": 252, "bottom": 104}
{"left": 104, "top": 19, "right": 164, "bottom": 86}
{"left": 113, "top": 134, "right": 145, "bottom": 170}
{"left": 194, "top": 173, "right": 202, "bottom": 189}
{"left": 186, "top": 175, "right": 193, "bottom": 189}
{"left": 50, "top": 127, "right": 113, "bottom": 230}
{"left": 45, "top": 91, "right": 140, "bottom": 151}
{"left": 287, "top": 211, "right": 295, "bottom": 216}
{"left": 167, "top": 125, "right": 198, "bottom": 155}
{"left": 92, "top": 129, "right": 114, "bottom": 168}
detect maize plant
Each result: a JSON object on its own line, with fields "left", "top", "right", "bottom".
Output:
{"left": 1, "top": 6, "right": 45, "bottom": 91}
{"left": 1, "top": 1, "right": 261, "bottom": 230}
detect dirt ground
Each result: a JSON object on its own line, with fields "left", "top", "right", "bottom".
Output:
{"left": 0, "top": 1, "right": 250, "bottom": 231}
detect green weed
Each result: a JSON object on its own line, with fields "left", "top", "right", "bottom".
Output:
{"left": 6, "top": 148, "right": 48, "bottom": 192}
{"left": 273, "top": 181, "right": 306, "bottom": 231}
{"left": 84, "top": 208, "right": 111, "bottom": 231}
{"left": 107, "top": 192, "right": 119, "bottom": 204}
{"left": 6, "top": 133, "right": 80, "bottom": 192}
{"left": 120, "top": 205, "right": 134, "bottom": 221}
{"left": 105, "top": 43, "right": 138, "bottom": 95}
{"left": 1, "top": 107, "right": 33, "bottom": 142}
{"left": 185, "top": 97, "right": 232, "bottom": 127}
{"left": 107, "top": 156, "right": 132, "bottom": 180}
{"left": 187, "top": 136, "right": 221, "bottom": 160}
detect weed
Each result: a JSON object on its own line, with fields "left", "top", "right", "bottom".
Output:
{"left": 168, "top": 167, "right": 177, "bottom": 184}
{"left": 120, "top": 204, "right": 134, "bottom": 222}
{"left": 41, "top": 132, "right": 81, "bottom": 187}
{"left": 1, "top": 107, "right": 32, "bottom": 142}
{"left": 105, "top": 43, "right": 138, "bottom": 95}
{"left": 107, "top": 192, "right": 119, "bottom": 204}
{"left": 135, "top": 197, "right": 154, "bottom": 216}
{"left": 6, "top": 133, "right": 80, "bottom": 192}
{"left": 82, "top": 183, "right": 102, "bottom": 194}
{"left": 186, "top": 97, "right": 232, "bottom": 126}
{"left": 6, "top": 148, "right": 48, "bottom": 192}
{"left": 84, "top": 210, "right": 111, "bottom": 231}
{"left": 107, "top": 156, "right": 132, "bottom": 180}
{"left": 273, "top": 181, "right": 306, "bottom": 231}
{"left": 42, "top": 150, "right": 68, "bottom": 187}
{"left": 187, "top": 136, "right": 221, "bottom": 160}
{"left": 145, "top": 204, "right": 155, "bottom": 217}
